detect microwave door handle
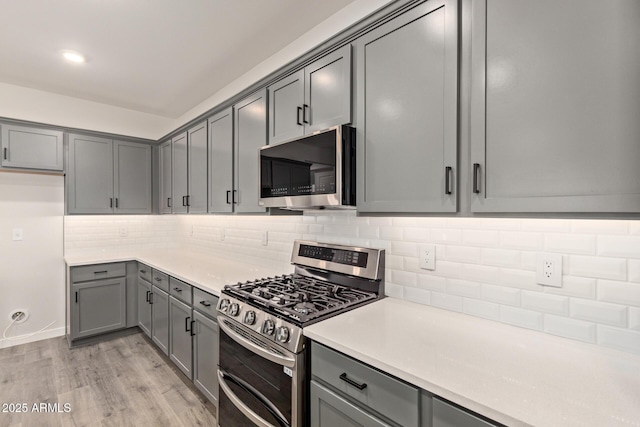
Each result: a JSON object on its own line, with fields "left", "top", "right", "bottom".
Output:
{"left": 218, "top": 369, "right": 289, "bottom": 427}
{"left": 218, "top": 316, "right": 296, "bottom": 368}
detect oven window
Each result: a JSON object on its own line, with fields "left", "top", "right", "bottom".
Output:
{"left": 260, "top": 129, "right": 337, "bottom": 198}
{"left": 219, "top": 328, "right": 292, "bottom": 426}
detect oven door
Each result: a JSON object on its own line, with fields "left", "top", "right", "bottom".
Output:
{"left": 217, "top": 316, "right": 304, "bottom": 427}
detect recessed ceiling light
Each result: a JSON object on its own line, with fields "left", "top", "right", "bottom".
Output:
{"left": 62, "top": 50, "right": 86, "bottom": 64}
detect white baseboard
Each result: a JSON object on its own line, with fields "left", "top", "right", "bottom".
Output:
{"left": 0, "top": 326, "right": 65, "bottom": 349}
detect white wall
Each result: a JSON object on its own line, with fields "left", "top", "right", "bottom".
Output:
{"left": 0, "top": 172, "right": 65, "bottom": 348}
{"left": 0, "top": 82, "right": 172, "bottom": 140}
{"left": 64, "top": 213, "right": 640, "bottom": 355}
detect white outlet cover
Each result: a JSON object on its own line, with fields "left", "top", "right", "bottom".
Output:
{"left": 119, "top": 227, "right": 128, "bottom": 237}
{"left": 12, "top": 228, "right": 24, "bottom": 241}
{"left": 419, "top": 244, "right": 436, "bottom": 270}
{"left": 536, "top": 253, "right": 563, "bottom": 287}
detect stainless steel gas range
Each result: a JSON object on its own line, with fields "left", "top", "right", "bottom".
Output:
{"left": 216, "top": 240, "right": 385, "bottom": 427}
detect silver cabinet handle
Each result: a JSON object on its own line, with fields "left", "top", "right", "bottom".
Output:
{"left": 217, "top": 317, "right": 295, "bottom": 368}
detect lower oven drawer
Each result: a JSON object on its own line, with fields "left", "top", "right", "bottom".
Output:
{"left": 311, "top": 341, "right": 419, "bottom": 427}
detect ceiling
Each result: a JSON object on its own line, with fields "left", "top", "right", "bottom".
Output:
{"left": 0, "top": 0, "right": 355, "bottom": 119}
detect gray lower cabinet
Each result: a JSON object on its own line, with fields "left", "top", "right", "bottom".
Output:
{"left": 137, "top": 277, "right": 152, "bottom": 337}
{"left": 208, "top": 108, "right": 234, "bottom": 213}
{"left": 193, "top": 310, "right": 219, "bottom": 405}
{"left": 432, "top": 398, "right": 496, "bottom": 427}
{"left": 355, "top": 0, "right": 458, "bottom": 213}
{"left": 0, "top": 123, "right": 64, "bottom": 171}
{"left": 169, "top": 295, "right": 193, "bottom": 379}
{"left": 151, "top": 285, "right": 170, "bottom": 356}
{"left": 311, "top": 342, "right": 420, "bottom": 427}
{"left": 268, "top": 44, "right": 352, "bottom": 145}
{"left": 71, "top": 277, "right": 126, "bottom": 340}
{"left": 159, "top": 139, "right": 173, "bottom": 213}
{"left": 233, "top": 89, "right": 268, "bottom": 213}
{"left": 470, "top": 0, "right": 640, "bottom": 213}
{"left": 67, "top": 134, "right": 151, "bottom": 214}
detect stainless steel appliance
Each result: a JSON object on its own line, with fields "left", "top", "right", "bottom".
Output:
{"left": 216, "top": 240, "right": 385, "bottom": 427}
{"left": 258, "top": 125, "right": 356, "bottom": 210}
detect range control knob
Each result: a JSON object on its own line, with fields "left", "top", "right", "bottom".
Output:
{"left": 275, "top": 326, "right": 290, "bottom": 343}
{"left": 219, "top": 299, "right": 230, "bottom": 312}
{"left": 228, "top": 303, "right": 240, "bottom": 317}
{"left": 262, "top": 319, "right": 275, "bottom": 336}
{"left": 243, "top": 310, "right": 256, "bottom": 325}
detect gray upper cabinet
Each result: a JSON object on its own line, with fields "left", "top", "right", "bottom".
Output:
{"left": 159, "top": 140, "right": 173, "bottom": 214}
{"left": 208, "top": 108, "right": 234, "bottom": 213}
{"left": 356, "top": 0, "right": 458, "bottom": 213}
{"left": 470, "top": 0, "right": 640, "bottom": 213}
{"left": 68, "top": 134, "right": 114, "bottom": 214}
{"left": 268, "top": 45, "right": 351, "bottom": 145}
{"left": 68, "top": 134, "right": 151, "bottom": 214}
{"left": 113, "top": 141, "right": 152, "bottom": 214}
{"left": 187, "top": 121, "right": 208, "bottom": 213}
{"left": 171, "top": 132, "right": 188, "bottom": 214}
{"left": 1, "top": 124, "right": 64, "bottom": 171}
{"left": 233, "top": 89, "right": 268, "bottom": 213}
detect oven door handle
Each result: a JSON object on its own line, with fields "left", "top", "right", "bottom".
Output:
{"left": 218, "top": 316, "right": 296, "bottom": 368}
{"left": 218, "top": 369, "right": 289, "bottom": 427}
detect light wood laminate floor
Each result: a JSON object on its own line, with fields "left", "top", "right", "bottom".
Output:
{"left": 0, "top": 332, "right": 217, "bottom": 427}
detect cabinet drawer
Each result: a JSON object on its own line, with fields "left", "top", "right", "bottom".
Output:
{"left": 311, "top": 342, "right": 419, "bottom": 427}
{"left": 193, "top": 288, "right": 219, "bottom": 319}
{"left": 151, "top": 270, "right": 169, "bottom": 293}
{"left": 71, "top": 262, "right": 126, "bottom": 283}
{"left": 138, "top": 263, "right": 152, "bottom": 282}
{"left": 170, "top": 277, "right": 193, "bottom": 305}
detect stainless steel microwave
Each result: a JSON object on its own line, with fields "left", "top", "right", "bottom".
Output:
{"left": 258, "top": 125, "right": 355, "bottom": 209}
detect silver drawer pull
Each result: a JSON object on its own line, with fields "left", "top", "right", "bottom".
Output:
{"left": 340, "top": 373, "right": 367, "bottom": 390}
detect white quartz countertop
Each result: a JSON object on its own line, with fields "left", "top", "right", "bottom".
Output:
{"left": 304, "top": 298, "right": 640, "bottom": 427}
{"left": 64, "top": 248, "right": 288, "bottom": 296}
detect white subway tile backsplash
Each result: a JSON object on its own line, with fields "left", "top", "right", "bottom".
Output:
{"left": 544, "top": 233, "right": 596, "bottom": 255}
{"left": 597, "top": 325, "right": 640, "bottom": 354}
{"left": 544, "top": 315, "right": 596, "bottom": 343}
{"left": 630, "top": 308, "right": 640, "bottom": 331}
{"left": 65, "top": 213, "right": 640, "bottom": 355}
{"left": 597, "top": 236, "right": 640, "bottom": 259}
{"left": 570, "top": 299, "right": 627, "bottom": 327}
{"left": 598, "top": 280, "right": 640, "bottom": 307}
{"left": 499, "top": 231, "right": 542, "bottom": 251}
{"left": 446, "top": 279, "right": 482, "bottom": 299}
{"left": 462, "top": 299, "right": 500, "bottom": 321}
{"left": 431, "top": 292, "right": 463, "bottom": 312}
{"left": 522, "top": 291, "right": 569, "bottom": 315}
{"left": 500, "top": 306, "right": 543, "bottom": 331}
{"left": 568, "top": 255, "right": 627, "bottom": 281}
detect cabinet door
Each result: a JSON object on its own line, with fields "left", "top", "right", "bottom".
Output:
{"left": 113, "top": 141, "right": 152, "bottom": 214}
{"left": 470, "top": 0, "right": 640, "bottom": 213}
{"left": 137, "top": 279, "right": 152, "bottom": 337}
{"left": 159, "top": 140, "right": 173, "bottom": 214}
{"left": 171, "top": 132, "right": 188, "bottom": 214}
{"left": 193, "top": 311, "right": 218, "bottom": 405}
{"left": 356, "top": 0, "right": 458, "bottom": 213}
{"left": 72, "top": 278, "right": 126, "bottom": 340}
{"left": 310, "top": 380, "right": 391, "bottom": 427}
{"left": 151, "top": 286, "right": 169, "bottom": 356}
{"left": 432, "top": 398, "right": 496, "bottom": 427}
{"left": 234, "top": 89, "right": 268, "bottom": 213}
{"left": 268, "top": 70, "right": 304, "bottom": 145}
{"left": 208, "top": 108, "right": 234, "bottom": 213}
{"left": 305, "top": 44, "right": 352, "bottom": 133}
{"left": 1, "top": 124, "right": 64, "bottom": 171}
{"left": 169, "top": 296, "right": 193, "bottom": 379}
{"left": 67, "top": 134, "right": 114, "bottom": 214}
{"left": 187, "top": 121, "right": 208, "bottom": 213}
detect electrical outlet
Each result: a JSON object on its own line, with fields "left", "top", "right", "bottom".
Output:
{"left": 419, "top": 244, "right": 436, "bottom": 270}
{"left": 119, "top": 227, "right": 128, "bottom": 237}
{"left": 536, "top": 253, "right": 563, "bottom": 287}
{"left": 12, "top": 228, "right": 23, "bottom": 241}
{"left": 262, "top": 231, "right": 269, "bottom": 246}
